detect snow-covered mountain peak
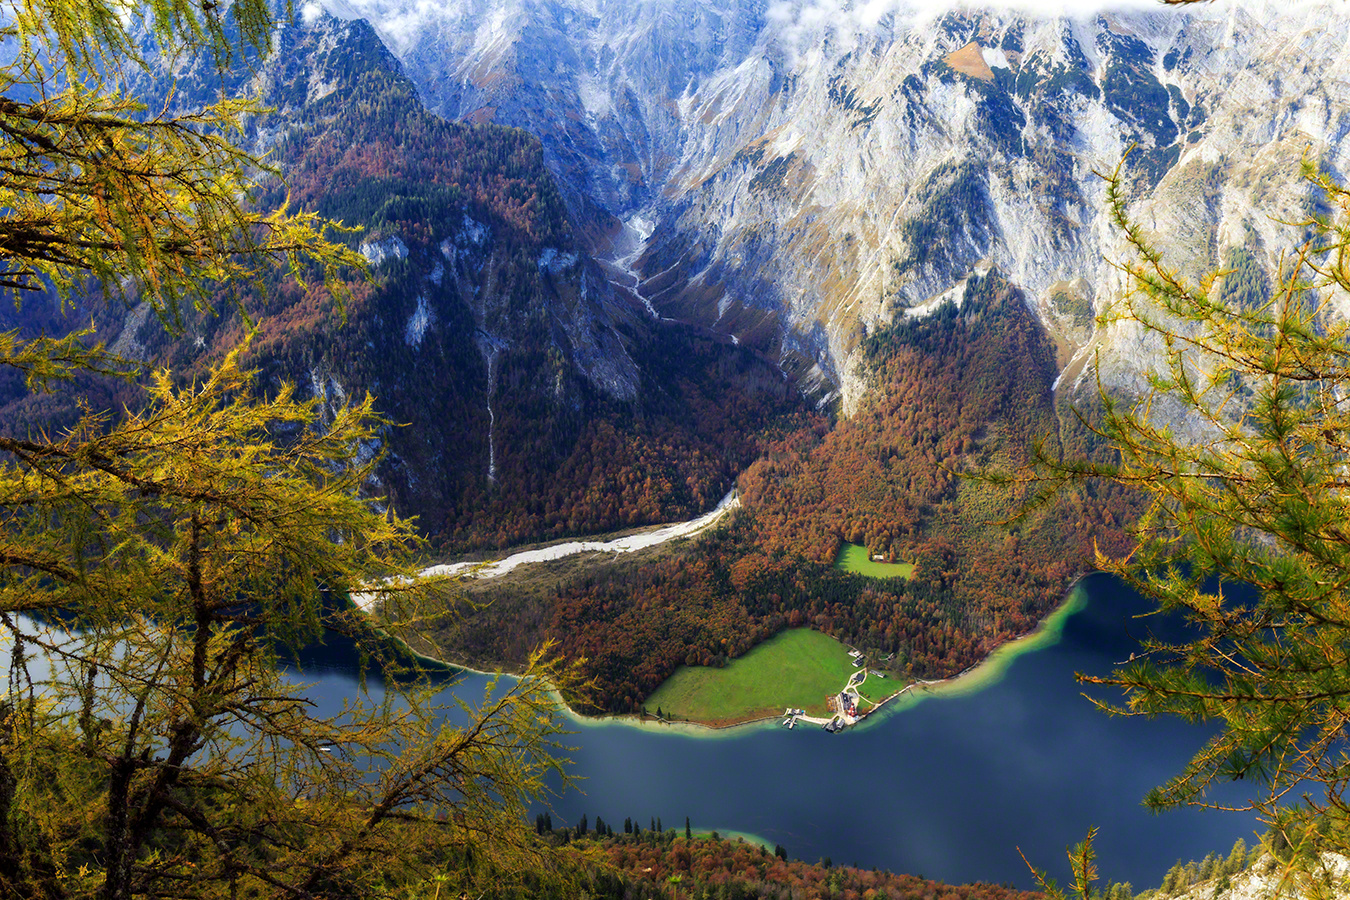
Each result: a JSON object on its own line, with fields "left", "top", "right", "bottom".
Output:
{"left": 318, "top": 0, "right": 1350, "bottom": 408}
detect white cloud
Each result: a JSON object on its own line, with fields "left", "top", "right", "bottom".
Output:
{"left": 764, "top": 0, "right": 1253, "bottom": 25}
{"left": 318, "top": 0, "right": 477, "bottom": 54}
{"left": 318, "top": 0, "right": 1350, "bottom": 62}
{"left": 764, "top": 0, "right": 1161, "bottom": 42}
{"left": 760, "top": 0, "right": 1345, "bottom": 66}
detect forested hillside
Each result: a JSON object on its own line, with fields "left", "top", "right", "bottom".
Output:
{"left": 560, "top": 827, "right": 1046, "bottom": 900}
{"left": 428, "top": 272, "right": 1136, "bottom": 713}
{"left": 0, "top": 8, "right": 1138, "bottom": 715}
{"left": 0, "top": 11, "right": 803, "bottom": 553}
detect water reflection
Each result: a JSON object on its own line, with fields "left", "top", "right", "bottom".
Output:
{"left": 13, "top": 574, "right": 1262, "bottom": 891}
{"left": 455, "top": 575, "right": 1255, "bottom": 889}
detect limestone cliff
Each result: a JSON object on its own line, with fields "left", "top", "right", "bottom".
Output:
{"left": 320, "top": 0, "right": 1350, "bottom": 412}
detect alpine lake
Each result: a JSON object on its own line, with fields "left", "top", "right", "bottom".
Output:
{"left": 297, "top": 572, "right": 1258, "bottom": 891}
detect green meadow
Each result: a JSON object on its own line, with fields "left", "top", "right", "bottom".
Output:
{"left": 835, "top": 543, "right": 915, "bottom": 579}
{"left": 641, "top": 583, "right": 1090, "bottom": 731}
{"left": 852, "top": 672, "right": 895, "bottom": 705}
{"left": 644, "top": 629, "right": 859, "bottom": 724}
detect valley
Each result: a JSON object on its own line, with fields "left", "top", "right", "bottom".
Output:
{"left": 266, "top": 0, "right": 1350, "bottom": 722}
{"left": 7, "top": 1, "right": 1350, "bottom": 896}
{"left": 7, "top": 1, "right": 1322, "bottom": 722}
{"left": 398, "top": 267, "right": 1131, "bottom": 714}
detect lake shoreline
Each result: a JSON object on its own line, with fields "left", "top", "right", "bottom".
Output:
{"left": 330, "top": 570, "right": 1254, "bottom": 889}
{"left": 848, "top": 577, "right": 1091, "bottom": 729}
{"left": 570, "top": 575, "right": 1093, "bottom": 737}
{"left": 359, "top": 574, "right": 1096, "bottom": 739}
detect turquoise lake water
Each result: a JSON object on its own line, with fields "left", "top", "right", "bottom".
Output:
{"left": 297, "top": 572, "right": 1258, "bottom": 890}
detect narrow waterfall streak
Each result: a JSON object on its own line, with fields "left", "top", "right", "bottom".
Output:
{"left": 487, "top": 397, "right": 497, "bottom": 484}
{"left": 475, "top": 331, "right": 507, "bottom": 486}
{"left": 486, "top": 351, "right": 498, "bottom": 484}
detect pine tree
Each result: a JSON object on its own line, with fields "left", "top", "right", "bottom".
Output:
{"left": 0, "top": 349, "right": 577, "bottom": 900}
{"left": 1223, "top": 838, "right": 1248, "bottom": 877}
{"left": 1033, "top": 153, "right": 1350, "bottom": 884}
{"left": 0, "top": 4, "right": 576, "bottom": 899}
{"left": 0, "top": 1, "right": 361, "bottom": 330}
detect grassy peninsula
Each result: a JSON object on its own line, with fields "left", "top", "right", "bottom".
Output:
{"left": 643, "top": 628, "right": 859, "bottom": 724}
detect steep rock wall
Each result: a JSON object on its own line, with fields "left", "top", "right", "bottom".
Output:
{"left": 323, "top": 0, "right": 1350, "bottom": 410}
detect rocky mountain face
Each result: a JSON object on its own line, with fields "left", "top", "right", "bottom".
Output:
{"left": 320, "top": 0, "right": 1350, "bottom": 412}
{"left": 24, "top": 0, "right": 1347, "bottom": 551}
{"left": 231, "top": 12, "right": 804, "bottom": 548}
{"left": 0, "top": 9, "right": 797, "bottom": 549}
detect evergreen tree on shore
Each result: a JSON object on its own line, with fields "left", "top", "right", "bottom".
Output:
{"left": 0, "top": 3, "right": 576, "bottom": 898}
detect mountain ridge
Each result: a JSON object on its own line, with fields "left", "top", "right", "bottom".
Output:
{"left": 320, "top": 0, "right": 1350, "bottom": 413}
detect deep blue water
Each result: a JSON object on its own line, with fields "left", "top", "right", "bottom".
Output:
{"left": 297, "top": 573, "right": 1261, "bottom": 891}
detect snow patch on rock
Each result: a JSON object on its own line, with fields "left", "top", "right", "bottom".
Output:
{"left": 109, "top": 301, "right": 154, "bottom": 361}
{"left": 537, "top": 247, "right": 579, "bottom": 274}
{"left": 441, "top": 215, "right": 490, "bottom": 265}
{"left": 458, "top": 214, "right": 488, "bottom": 247}
{"left": 980, "top": 45, "right": 1010, "bottom": 70}
{"left": 577, "top": 72, "right": 612, "bottom": 119}
{"left": 309, "top": 368, "right": 348, "bottom": 412}
{"left": 359, "top": 234, "right": 408, "bottom": 267}
{"left": 405, "top": 295, "right": 434, "bottom": 348}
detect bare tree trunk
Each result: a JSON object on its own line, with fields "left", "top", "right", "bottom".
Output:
{"left": 1, "top": 700, "right": 66, "bottom": 900}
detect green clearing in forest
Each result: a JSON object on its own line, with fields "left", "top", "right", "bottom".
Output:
{"left": 853, "top": 671, "right": 896, "bottom": 705}
{"left": 835, "top": 542, "right": 915, "bottom": 579}
{"left": 644, "top": 629, "right": 858, "bottom": 724}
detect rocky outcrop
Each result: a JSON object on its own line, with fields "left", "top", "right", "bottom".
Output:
{"left": 321, "top": 0, "right": 1350, "bottom": 410}
{"left": 1174, "top": 853, "right": 1350, "bottom": 900}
